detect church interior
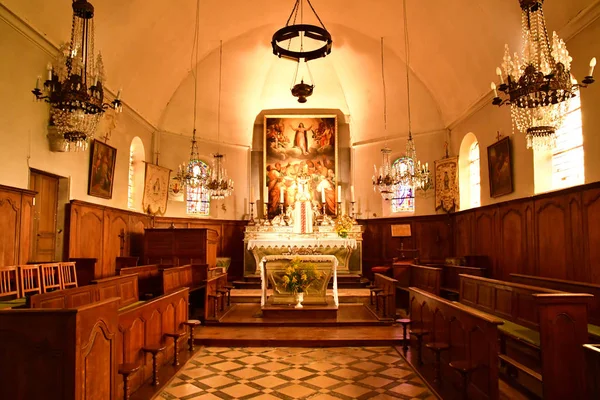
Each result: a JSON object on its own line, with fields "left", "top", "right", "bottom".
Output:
{"left": 1, "top": 0, "right": 600, "bottom": 399}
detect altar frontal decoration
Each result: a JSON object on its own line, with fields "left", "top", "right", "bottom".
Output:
{"left": 264, "top": 115, "right": 337, "bottom": 218}
{"left": 143, "top": 163, "right": 171, "bottom": 215}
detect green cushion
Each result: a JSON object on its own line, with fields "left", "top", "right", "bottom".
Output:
{"left": 0, "top": 298, "right": 26, "bottom": 309}
{"left": 498, "top": 319, "right": 540, "bottom": 347}
{"left": 588, "top": 324, "right": 600, "bottom": 339}
{"left": 118, "top": 300, "right": 145, "bottom": 312}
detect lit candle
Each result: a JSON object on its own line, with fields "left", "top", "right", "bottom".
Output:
{"left": 116, "top": 88, "right": 122, "bottom": 100}
{"left": 46, "top": 62, "right": 52, "bottom": 81}
{"left": 321, "top": 187, "right": 325, "bottom": 203}
{"left": 590, "top": 57, "right": 597, "bottom": 77}
{"left": 280, "top": 186, "right": 284, "bottom": 203}
{"left": 351, "top": 185, "right": 355, "bottom": 202}
{"left": 425, "top": 162, "right": 428, "bottom": 170}
{"left": 491, "top": 82, "right": 498, "bottom": 97}
{"left": 93, "top": 75, "right": 98, "bottom": 86}
{"left": 250, "top": 187, "right": 254, "bottom": 202}
{"left": 496, "top": 66, "right": 504, "bottom": 84}
{"left": 35, "top": 76, "right": 40, "bottom": 89}
{"left": 263, "top": 186, "right": 268, "bottom": 202}
{"left": 337, "top": 185, "right": 341, "bottom": 201}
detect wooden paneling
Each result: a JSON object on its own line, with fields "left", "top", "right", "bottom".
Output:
{"left": 582, "top": 187, "right": 600, "bottom": 284}
{"left": 0, "top": 184, "right": 35, "bottom": 266}
{"left": 473, "top": 209, "right": 497, "bottom": 276}
{"left": 454, "top": 212, "right": 473, "bottom": 256}
{"left": 535, "top": 196, "right": 570, "bottom": 280}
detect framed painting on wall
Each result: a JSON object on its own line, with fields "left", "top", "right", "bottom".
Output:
{"left": 435, "top": 156, "right": 459, "bottom": 213}
{"left": 88, "top": 139, "right": 117, "bottom": 199}
{"left": 264, "top": 115, "right": 338, "bottom": 218}
{"left": 487, "top": 136, "right": 513, "bottom": 198}
{"left": 143, "top": 163, "right": 171, "bottom": 215}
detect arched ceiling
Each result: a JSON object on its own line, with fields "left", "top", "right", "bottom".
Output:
{"left": 5, "top": 0, "right": 595, "bottom": 146}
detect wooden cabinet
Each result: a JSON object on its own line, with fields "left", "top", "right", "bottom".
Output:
{"left": 0, "top": 184, "right": 35, "bottom": 266}
{"left": 144, "top": 228, "right": 219, "bottom": 267}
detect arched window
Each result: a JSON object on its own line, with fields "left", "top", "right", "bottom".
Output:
{"left": 459, "top": 132, "right": 480, "bottom": 210}
{"left": 391, "top": 157, "right": 415, "bottom": 213}
{"left": 468, "top": 141, "right": 481, "bottom": 208}
{"left": 186, "top": 160, "right": 211, "bottom": 216}
{"left": 534, "top": 94, "right": 584, "bottom": 193}
{"left": 128, "top": 137, "right": 145, "bottom": 210}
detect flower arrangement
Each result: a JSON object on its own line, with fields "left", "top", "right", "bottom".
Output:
{"left": 281, "top": 258, "right": 322, "bottom": 294}
{"left": 335, "top": 214, "right": 354, "bottom": 238}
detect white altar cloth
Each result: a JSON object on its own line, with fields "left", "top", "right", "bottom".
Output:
{"left": 259, "top": 255, "right": 339, "bottom": 307}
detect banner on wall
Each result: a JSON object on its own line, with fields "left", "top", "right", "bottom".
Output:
{"left": 142, "top": 163, "right": 171, "bottom": 215}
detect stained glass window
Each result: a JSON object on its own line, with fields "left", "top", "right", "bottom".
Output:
{"left": 552, "top": 95, "right": 584, "bottom": 190}
{"left": 391, "top": 157, "right": 415, "bottom": 213}
{"left": 186, "top": 160, "right": 211, "bottom": 215}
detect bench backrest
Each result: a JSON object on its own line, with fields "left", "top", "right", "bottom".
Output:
{"left": 511, "top": 273, "right": 600, "bottom": 326}
{"left": 374, "top": 273, "right": 398, "bottom": 317}
{"left": 410, "top": 264, "right": 441, "bottom": 295}
{"left": 91, "top": 274, "right": 139, "bottom": 308}
{"left": 0, "top": 266, "right": 19, "bottom": 299}
{"left": 119, "top": 264, "right": 160, "bottom": 298}
{"left": 441, "top": 264, "right": 486, "bottom": 293}
{"left": 30, "top": 285, "right": 98, "bottom": 308}
{"left": 409, "top": 286, "right": 503, "bottom": 400}
{"left": 162, "top": 265, "right": 193, "bottom": 294}
{"left": 459, "top": 274, "right": 561, "bottom": 330}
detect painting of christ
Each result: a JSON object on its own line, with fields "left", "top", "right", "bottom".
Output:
{"left": 264, "top": 115, "right": 338, "bottom": 219}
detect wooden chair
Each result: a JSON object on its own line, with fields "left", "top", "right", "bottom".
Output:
{"left": 40, "top": 263, "right": 61, "bottom": 292}
{"left": 18, "top": 265, "right": 42, "bottom": 296}
{"left": 0, "top": 266, "right": 19, "bottom": 299}
{"left": 59, "top": 262, "right": 78, "bottom": 289}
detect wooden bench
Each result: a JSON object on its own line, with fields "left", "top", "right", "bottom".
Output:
{"left": 392, "top": 264, "right": 442, "bottom": 311}
{"left": 439, "top": 264, "right": 486, "bottom": 299}
{"left": 161, "top": 264, "right": 193, "bottom": 294}
{"left": 91, "top": 274, "right": 141, "bottom": 310}
{"left": 369, "top": 273, "right": 397, "bottom": 318}
{"left": 118, "top": 264, "right": 161, "bottom": 299}
{"left": 585, "top": 344, "right": 600, "bottom": 399}
{"left": 510, "top": 273, "right": 600, "bottom": 340}
{"left": 408, "top": 287, "right": 503, "bottom": 399}
{"left": 0, "top": 297, "right": 120, "bottom": 400}
{"left": 204, "top": 272, "right": 228, "bottom": 320}
{"left": 459, "top": 274, "right": 591, "bottom": 400}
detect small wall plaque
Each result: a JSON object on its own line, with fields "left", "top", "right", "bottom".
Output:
{"left": 391, "top": 224, "right": 411, "bottom": 237}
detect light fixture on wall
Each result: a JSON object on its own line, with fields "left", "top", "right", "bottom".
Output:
{"left": 205, "top": 41, "right": 234, "bottom": 200}
{"left": 492, "top": 0, "right": 596, "bottom": 151}
{"left": 31, "top": 0, "right": 122, "bottom": 152}
{"left": 175, "top": 0, "right": 209, "bottom": 189}
{"left": 272, "top": 0, "right": 332, "bottom": 103}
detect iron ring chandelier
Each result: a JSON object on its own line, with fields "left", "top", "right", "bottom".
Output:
{"left": 272, "top": 24, "right": 332, "bottom": 62}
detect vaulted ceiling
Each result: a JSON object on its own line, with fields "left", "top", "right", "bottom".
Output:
{"left": 5, "top": 0, "right": 596, "bottom": 146}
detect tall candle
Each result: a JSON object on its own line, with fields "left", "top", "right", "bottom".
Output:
{"left": 280, "top": 186, "right": 284, "bottom": 203}
{"left": 350, "top": 185, "right": 355, "bottom": 202}
{"left": 263, "top": 186, "right": 268, "bottom": 202}
{"left": 250, "top": 187, "right": 254, "bottom": 202}
{"left": 321, "top": 187, "right": 325, "bottom": 203}
{"left": 337, "top": 185, "right": 341, "bottom": 201}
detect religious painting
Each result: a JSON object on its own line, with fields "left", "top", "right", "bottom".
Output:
{"left": 435, "top": 156, "right": 459, "bottom": 213}
{"left": 487, "top": 136, "right": 513, "bottom": 198}
{"left": 88, "top": 139, "right": 117, "bottom": 199}
{"left": 264, "top": 115, "right": 337, "bottom": 218}
{"left": 142, "top": 163, "right": 171, "bottom": 215}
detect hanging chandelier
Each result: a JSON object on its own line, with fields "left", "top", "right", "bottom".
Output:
{"left": 492, "top": 0, "right": 595, "bottom": 151}
{"left": 174, "top": 0, "right": 209, "bottom": 190}
{"left": 31, "top": 0, "right": 122, "bottom": 152}
{"left": 205, "top": 41, "right": 234, "bottom": 200}
{"left": 272, "top": 0, "right": 332, "bottom": 103}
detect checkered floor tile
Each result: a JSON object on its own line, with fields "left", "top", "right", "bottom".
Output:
{"left": 155, "top": 347, "right": 436, "bottom": 400}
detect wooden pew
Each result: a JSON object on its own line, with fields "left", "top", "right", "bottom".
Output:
{"left": 370, "top": 273, "right": 397, "bottom": 318}
{"left": 204, "top": 271, "right": 228, "bottom": 320}
{"left": 161, "top": 264, "right": 193, "bottom": 294}
{"left": 392, "top": 264, "right": 442, "bottom": 311}
{"left": 91, "top": 274, "right": 141, "bottom": 309}
{"left": 459, "top": 274, "right": 591, "bottom": 400}
{"left": 440, "top": 264, "right": 486, "bottom": 299}
{"left": 510, "top": 273, "right": 600, "bottom": 340}
{"left": 118, "top": 264, "right": 161, "bottom": 298}
{"left": 31, "top": 284, "right": 97, "bottom": 308}
{"left": 0, "top": 298, "right": 120, "bottom": 400}
{"left": 585, "top": 344, "right": 600, "bottom": 399}
{"left": 409, "top": 287, "right": 503, "bottom": 400}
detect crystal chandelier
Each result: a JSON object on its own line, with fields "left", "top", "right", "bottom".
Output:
{"left": 492, "top": 0, "right": 595, "bottom": 151}
{"left": 205, "top": 41, "right": 234, "bottom": 200}
{"left": 272, "top": 0, "right": 332, "bottom": 103}
{"left": 31, "top": 0, "right": 122, "bottom": 152}
{"left": 174, "top": 0, "right": 208, "bottom": 190}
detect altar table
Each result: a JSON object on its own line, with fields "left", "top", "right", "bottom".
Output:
{"left": 259, "top": 255, "right": 339, "bottom": 307}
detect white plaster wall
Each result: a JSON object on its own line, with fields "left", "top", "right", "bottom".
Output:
{"left": 0, "top": 18, "right": 154, "bottom": 210}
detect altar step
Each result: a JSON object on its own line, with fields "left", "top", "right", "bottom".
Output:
{"left": 230, "top": 288, "right": 370, "bottom": 304}
{"left": 232, "top": 274, "right": 369, "bottom": 290}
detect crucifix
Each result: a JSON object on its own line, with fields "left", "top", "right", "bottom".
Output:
{"left": 118, "top": 229, "right": 126, "bottom": 256}
{"left": 495, "top": 131, "right": 503, "bottom": 142}
{"left": 155, "top": 151, "right": 160, "bottom": 165}
{"left": 99, "top": 132, "right": 111, "bottom": 143}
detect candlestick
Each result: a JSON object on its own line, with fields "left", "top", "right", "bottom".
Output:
{"left": 250, "top": 187, "right": 254, "bottom": 202}
{"left": 337, "top": 201, "right": 342, "bottom": 217}
{"left": 248, "top": 201, "right": 255, "bottom": 225}
{"left": 337, "top": 185, "right": 341, "bottom": 201}
{"left": 350, "top": 201, "right": 357, "bottom": 223}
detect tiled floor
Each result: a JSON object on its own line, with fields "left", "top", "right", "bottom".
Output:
{"left": 155, "top": 346, "right": 436, "bottom": 400}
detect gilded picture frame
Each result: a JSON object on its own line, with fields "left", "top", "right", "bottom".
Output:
{"left": 88, "top": 139, "right": 117, "bottom": 199}
{"left": 487, "top": 136, "right": 513, "bottom": 198}
{"left": 264, "top": 115, "right": 338, "bottom": 218}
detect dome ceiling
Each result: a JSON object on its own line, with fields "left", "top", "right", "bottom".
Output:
{"left": 4, "top": 0, "right": 595, "bottom": 146}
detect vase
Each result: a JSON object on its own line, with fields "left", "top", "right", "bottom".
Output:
{"left": 295, "top": 292, "right": 304, "bottom": 308}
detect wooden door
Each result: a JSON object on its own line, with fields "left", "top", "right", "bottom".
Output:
{"left": 29, "top": 171, "right": 59, "bottom": 262}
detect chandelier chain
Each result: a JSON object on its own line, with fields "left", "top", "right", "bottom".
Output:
{"left": 403, "top": 0, "right": 412, "bottom": 140}
{"left": 190, "top": 0, "right": 201, "bottom": 142}
{"left": 217, "top": 39, "right": 223, "bottom": 149}
{"left": 380, "top": 37, "right": 387, "bottom": 134}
